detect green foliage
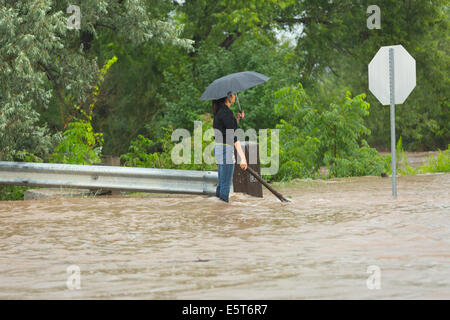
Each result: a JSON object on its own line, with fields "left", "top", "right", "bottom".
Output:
{"left": 383, "top": 138, "right": 449, "bottom": 175}
{"left": 50, "top": 56, "right": 117, "bottom": 164}
{"left": 0, "top": 0, "right": 193, "bottom": 162}
{"left": 0, "top": 150, "right": 43, "bottom": 200}
{"left": 329, "top": 140, "right": 390, "bottom": 178}
{"left": 152, "top": 36, "right": 299, "bottom": 144}
{"left": 178, "top": 0, "right": 295, "bottom": 50}
{"left": 0, "top": 0, "right": 90, "bottom": 162}
{"left": 120, "top": 132, "right": 170, "bottom": 169}
{"left": 0, "top": 149, "right": 41, "bottom": 200}
{"left": 273, "top": 84, "right": 387, "bottom": 180}
{"left": 50, "top": 120, "right": 104, "bottom": 165}
{"left": 122, "top": 0, "right": 447, "bottom": 154}
{"left": 1, "top": 0, "right": 447, "bottom": 191}
{"left": 293, "top": 0, "right": 449, "bottom": 150}
{"left": 272, "top": 85, "right": 320, "bottom": 180}
{"left": 121, "top": 114, "right": 218, "bottom": 172}
{"left": 396, "top": 137, "right": 416, "bottom": 175}
{"left": 0, "top": 185, "right": 31, "bottom": 201}
{"left": 417, "top": 147, "right": 450, "bottom": 173}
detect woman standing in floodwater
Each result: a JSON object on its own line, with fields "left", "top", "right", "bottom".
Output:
{"left": 212, "top": 92, "right": 247, "bottom": 203}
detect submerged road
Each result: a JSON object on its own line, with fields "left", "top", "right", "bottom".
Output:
{"left": 0, "top": 173, "right": 449, "bottom": 299}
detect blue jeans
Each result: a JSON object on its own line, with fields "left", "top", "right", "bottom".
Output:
{"left": 213, "top": 144, "right": 235, "bottom": 202}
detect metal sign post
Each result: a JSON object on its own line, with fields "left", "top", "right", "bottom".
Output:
{"left": 389, "top": 48, "right": 397, "bottom": 197}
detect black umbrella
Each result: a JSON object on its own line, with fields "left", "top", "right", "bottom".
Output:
{"left": 199, "top": 71, "right": 270, "bottom": 111}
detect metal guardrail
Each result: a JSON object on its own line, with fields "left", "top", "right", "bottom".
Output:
{"left": 0, "top": 161, "right": 218, "bottom": 195}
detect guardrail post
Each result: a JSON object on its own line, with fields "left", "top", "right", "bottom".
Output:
{"left": 92, "top": 156, "right": 121, "bottom": 195}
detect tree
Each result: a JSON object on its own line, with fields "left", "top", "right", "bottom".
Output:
{"left": 274, "top": 84, "right": 388, "bottom": 180}
{"left": 287, "top": 0, "right": 449, "bottom": 150}
{"left": 0, "top": 0, "right": 193, "bottom": 160}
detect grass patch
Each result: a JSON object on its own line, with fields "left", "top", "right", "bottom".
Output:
{"left": 416, "top": 147, "right": 450, "bottom": 173}
{"left": 0, "top": 185, "right": 34, "bottom": 201}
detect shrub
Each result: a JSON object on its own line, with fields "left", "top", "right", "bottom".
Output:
{"left": 121, "top": 114, "right": 218, "bottom": 172}
{"left": 417, "top": 146, "right": 450, "bottom": 173}
{"left": 50, "top": 57, "right": 117, "bottom": 165}
{"left": 272, "top": 84, "right": 387, "bottom": 180}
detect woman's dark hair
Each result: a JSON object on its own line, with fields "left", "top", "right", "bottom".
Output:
{"left": 212, "top": 96, "right": 227, "bottom": 115}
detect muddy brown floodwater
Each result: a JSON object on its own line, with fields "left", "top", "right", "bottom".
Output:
{"left": 0, "top": 173, "right": 449, "bottom": 299}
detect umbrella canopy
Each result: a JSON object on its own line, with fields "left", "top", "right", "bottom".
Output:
{"left": 199, "top": 71, "right": 270, "bottom": 101}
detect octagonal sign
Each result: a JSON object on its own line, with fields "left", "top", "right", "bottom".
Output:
{"left": 368, "top": 45, "right": 416, "bottom": 105}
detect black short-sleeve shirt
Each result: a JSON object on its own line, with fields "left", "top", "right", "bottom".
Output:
{"left": 213, "top": 105, "right": 238, "bottom": 145}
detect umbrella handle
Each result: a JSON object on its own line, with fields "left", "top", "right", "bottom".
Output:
{"left": 236, "top": 94, "right": 242, "bottom": 112}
